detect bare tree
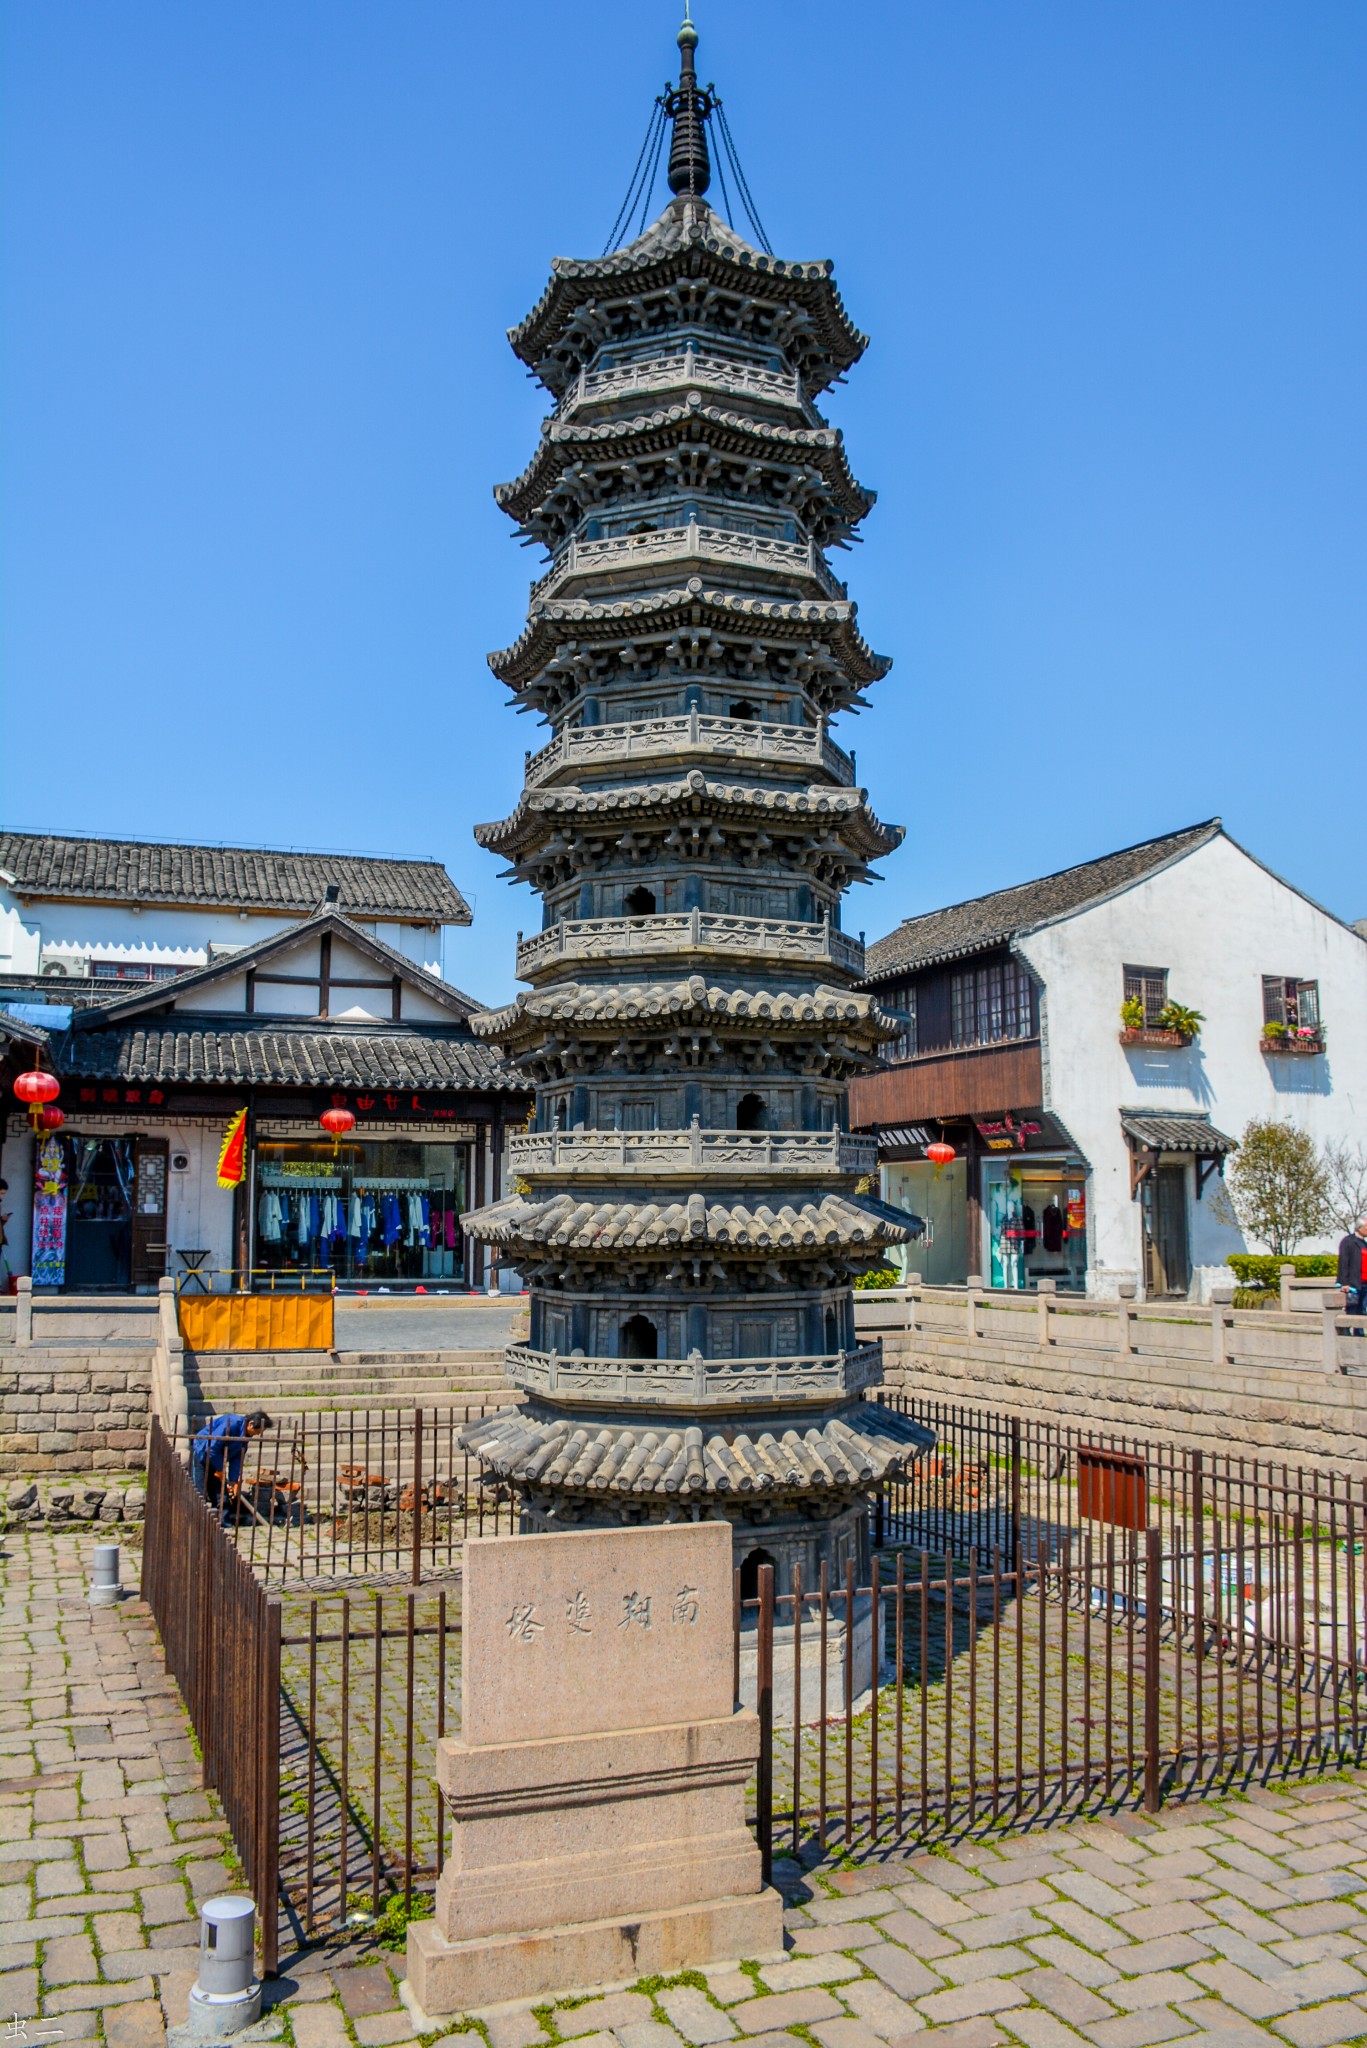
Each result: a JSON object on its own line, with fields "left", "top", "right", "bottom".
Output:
{"left": 1324, "top": 1139, "right": 1367, "bottom": 1236}
{"left": 1227, "top": 1118, "right": 1332, "bottom": 1257}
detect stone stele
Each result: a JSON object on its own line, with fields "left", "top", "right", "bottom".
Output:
{"left": 406, "top": 1520, "right": 784, "bottom": 2016}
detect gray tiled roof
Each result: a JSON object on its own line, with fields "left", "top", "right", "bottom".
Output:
{"left": 864, "top": 822, "right": 1221, "bottom": 981}
{"left": 463, "top": 1188, "right": 911, "bottom": 1257}
{"left": 1120, "top": 1110, "right": 1237, "bottom": 1155}
{"left": 53, "top": 1015, "right": 522, "bottom": 1093}
{"left": 0, "top": 833, "right": 472, "bottom": 924}
{"left": 0, "top": 1010, "right": 50, "bottom": 1049}
{"left": 509, "top": 201, "right": 866, "bottom": 396}
{"left": 459, "top": 1402, "right": 933, "bottom": 1500}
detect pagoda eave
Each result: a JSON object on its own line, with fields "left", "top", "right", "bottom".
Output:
{"left": 488, "top": 585, "right": 892, "bottom": 691}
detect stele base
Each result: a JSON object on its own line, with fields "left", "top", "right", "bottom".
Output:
{"left": 406, "top": 1523, "right": 784, "bottom": 2018}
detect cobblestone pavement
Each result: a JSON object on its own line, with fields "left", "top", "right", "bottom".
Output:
{"left": 1, "top": 1524, "right": 239, "bottom": 2047}
{"left": 9, "top": 1526, "right": 1367, "bottom": 2048}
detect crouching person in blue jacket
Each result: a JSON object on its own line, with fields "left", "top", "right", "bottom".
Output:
{"left": 191, "top": 1410, "right": 273, "bottom": 1523}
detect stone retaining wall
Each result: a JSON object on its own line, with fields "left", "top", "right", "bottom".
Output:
{"left": 0, "top": 1345, "right": 154, "bottom": 1474}
{"left": 873, "top": 1326, "right": 1367, "bottom": 1479}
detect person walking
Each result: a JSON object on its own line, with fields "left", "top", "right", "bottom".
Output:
{"left": 191, "top": 1409, "right": 273, "bottom": 1523}
{"left": 1337, "top": 1216, "right": 1367, "bottom": 1333}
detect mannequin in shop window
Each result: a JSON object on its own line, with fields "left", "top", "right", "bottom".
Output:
{"left": 1042, "top": 1201, "right": 1065, "bottom": 1255}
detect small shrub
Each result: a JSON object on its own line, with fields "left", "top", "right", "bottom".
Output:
{"left": 1227, "top": 1253, "right": 1336, "bottom": 1288}
{"left": 1120, "top": 996, "right": 1145, "bottom": 1030}
{"left": 855, "top": 1267, "right": 901, "bottom": 1290}
{"left": 1233, "top": 1286, "right": 1279, "bottom": 1310}
{"left": 1262, "top": 1020, "right": 1288, "bottom": 1040}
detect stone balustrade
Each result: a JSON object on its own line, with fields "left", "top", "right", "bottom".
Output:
{"left": 524, "top": 709, "right": 854, "bottom": 789}
{"left": 532, "top": 523, "right": 847, "bottom": 605}
{"left": 515, "top": 907, "right": 865, "bottom": 981}
{"left": 555, "top": 351, "right": 805, "bottom": 418}
{"left": 505, "top": 1340, "right": 882, "bottom": 1406}
{"left": 507, "top": 1125, "right": 876, "bottom": 1178}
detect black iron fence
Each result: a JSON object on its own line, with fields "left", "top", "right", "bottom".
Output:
{"left": 163, "top": 1405, "right": 518, "bottom": 1585}
{"left": 141, "top": 1418, "right": 282, "bottom": 1972}
{"left": 143, "top": 1394, "right": 1367, "bottom": 1965}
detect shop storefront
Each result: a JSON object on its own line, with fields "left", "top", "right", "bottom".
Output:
{"left": 870, "top": 1111, "right": 1089, "bottom": 1295}
{"left": 982, "top": 1153, "right": 1087, "bottom": 1293}
{"left": 252, "top": 1122, "right": 474, "bottom": 1287}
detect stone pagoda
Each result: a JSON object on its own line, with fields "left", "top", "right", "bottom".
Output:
{"left": 460, "top": 16, "right": 928, "bottom": 1592}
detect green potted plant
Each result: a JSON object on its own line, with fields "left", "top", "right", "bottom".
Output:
{"left": 1120, "top": 996, "right": 1144, "bottom": 1030}
{"left": 1158, "top": 1000, "right": 1204, "bottom": 1042}
{"left": 1262, "top": 1019, "right": 1287, "bottom": 1040}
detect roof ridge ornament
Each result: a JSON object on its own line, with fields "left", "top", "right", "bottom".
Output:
{"left": 665, "top": 9, "right": 712, "bottom": 199}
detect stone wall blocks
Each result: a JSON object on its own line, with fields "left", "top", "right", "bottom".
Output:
{"left": 37, "top": 1433, "right": 77, "bottom": 1454}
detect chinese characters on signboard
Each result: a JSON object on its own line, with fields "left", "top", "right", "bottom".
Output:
{"left": 505, "top": 1583, "right": 703, "bottom": 1643}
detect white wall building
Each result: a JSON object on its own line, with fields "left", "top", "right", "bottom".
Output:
{"left": 853, "top": 821, "right": 1367, "bottom": 1301}
{"left": 0, "top": 832, "right": 472, "bottom": 985}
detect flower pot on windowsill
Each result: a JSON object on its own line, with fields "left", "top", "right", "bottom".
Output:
{"left": 1119, "top": 1027, "right": 1189, "bottom": 1049}
{"left": 1261, "top": 1033, "right": 1324, "bottom": 1056}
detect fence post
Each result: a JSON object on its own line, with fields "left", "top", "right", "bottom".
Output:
{"left": 1279, "top": 1262, "right": 1295, "bottom": 1313}
{"left": 1009, "top": 1416, "right": 1022, "bottom": 1577}
{"left": 756, "top": 1564, "right": 774, "bottom": 1888}
{"left": 905, "top": 1273, "right": 921, "bottom": 1338}
{"left": 966, "top": 1276, "right": 982, "bottom": 1340}
{"left": 1323, "top": 1294, "right": 1345, "bottom": 1373}
{"left": 1144, "top": 1524, "right": 1163, "bottom": 1813}
{"left": 1210, "top": 1288, "right": 1233, "bottom": 1366}
{"left": 259, "top": 1598, "right": 281, "bottom": 1976}
{"left": 1116, "top": 1281, "right": 1136, "bottom": 1355}
{"left": 411, "top": 1407, "right": 424, "bottom": 1588}
{"left": 1037, "top": 1277, "right": 1056, "bottom": 1348}
{"left": 14, "top": 1274, "right": 32, "bottom": 1347}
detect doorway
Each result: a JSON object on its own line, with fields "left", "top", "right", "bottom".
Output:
{"left": 1144, "top": 1164, "right": 1191, "bottom": 1298}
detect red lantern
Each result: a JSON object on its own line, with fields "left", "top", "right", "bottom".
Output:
{"left": 39, "top": 1105, "right": 65, "bottom": 1131}
{"left": 14, "top": 1067, "right": 60, "bottom": 1134}
{"left": 926, "top": 1140, "right": 956, "bottom": 1177}
{"left": 14, "top": 1069, "right": 59, "bottom": 1107}
{"left": 320, "top": 1106, "right": 356, "bottom": 1156}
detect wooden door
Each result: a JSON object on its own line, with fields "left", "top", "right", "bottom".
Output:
{"left": 130, "top": 1137, "right": 170, "bottom": 1289}
{"left": 1145, "top": 1164, "right": 1190, "bottom": 1298}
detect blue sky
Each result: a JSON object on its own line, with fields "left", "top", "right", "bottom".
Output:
{"left": 2, "top": 2, "right": 1363, "bottom": 1002}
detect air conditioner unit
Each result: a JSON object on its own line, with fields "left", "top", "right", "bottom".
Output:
{"left": 40, "top": 958, "right": 88, "bottom": 979}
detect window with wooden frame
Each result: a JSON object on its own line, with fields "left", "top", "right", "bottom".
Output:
{"left": 1123, "top": 965, "right": 1169, "bottom": 1028}
{"left": 1263, "top": 976, "right": 1320, "bottom": 1032}
{"left": 948, "top": 958, "right": 1037, "bottom": 1049}
{"left": 882, "top": 982, "right": 917, "bottom": 1062}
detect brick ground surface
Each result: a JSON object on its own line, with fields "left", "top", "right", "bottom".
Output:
{"left": 8, "top": 1526, "right": 1367, "bottom": 2048}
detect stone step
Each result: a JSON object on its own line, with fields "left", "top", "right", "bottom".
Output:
{"left": 186, "top": 1390, "right": 521, "bottom": 1421}
{"left": 189, "top": 1358, "right": 506, "bottom": 1386}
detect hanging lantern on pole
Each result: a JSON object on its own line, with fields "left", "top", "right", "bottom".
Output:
{"left": 925, "top": 1139, "right": 956, "bottom": 1177}
{"left": 14, "top": 1066, "right": 60, "bottom": 1135}
{"left": 319, "top": 1106, "right": 356, "bottom": 1157}
{"left": 38, "top": 1105, "right": 65, "bottom": 1131}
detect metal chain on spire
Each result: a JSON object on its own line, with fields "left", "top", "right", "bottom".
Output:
{"left": 602, "top": 99, "right": 667, "bottom": 256}
{"left": 713, "top": 97, "right": 774, "bottom": 255}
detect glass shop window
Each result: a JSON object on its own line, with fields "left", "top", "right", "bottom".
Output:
{"left": 949, "top": 960, "right": 1036, "bottom": 1048}
{"left": 253, "top": 1138, "right": 467, "bottom": 1286}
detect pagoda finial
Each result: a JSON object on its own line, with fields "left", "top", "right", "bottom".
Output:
{"left": 665, "top": 6, "right": 711, "bottom": 199}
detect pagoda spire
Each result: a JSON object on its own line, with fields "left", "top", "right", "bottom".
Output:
{"left": 665, "top": 8, "right": 712, "bottom": 198}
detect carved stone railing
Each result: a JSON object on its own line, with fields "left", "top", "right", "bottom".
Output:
{"left": 515, "top": 908, "right": 865, "bottom": 982}
{"left": 556, "top": 351, "right": 804, "bottom": 418}
{"left": 506, "top": 1340, "right": 883, "bottom": 1407}
{"left": 508, "top": 1126, "right": 877, "bottom": 1178}
{"left": 525, "top": 710, "right": 854, "bottom": 789}
{"left": 532, "top": 523, "right": 847, "bottom": 605}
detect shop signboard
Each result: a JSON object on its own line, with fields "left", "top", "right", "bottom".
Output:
{"left": 31, "top": 1134, "right": 67, "bottom": 1288}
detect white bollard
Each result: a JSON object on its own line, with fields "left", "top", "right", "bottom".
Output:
{"left": 88, "top": 1544, "right": 122, "bottom": 1606}
{"left": 186, "top": 1896, "right": 261, "bottom": 2036}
